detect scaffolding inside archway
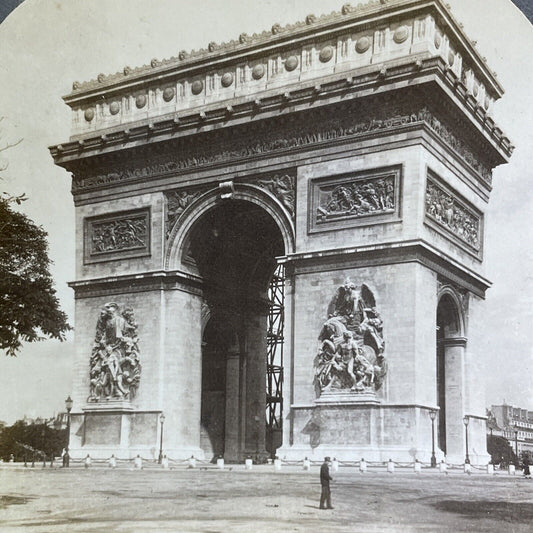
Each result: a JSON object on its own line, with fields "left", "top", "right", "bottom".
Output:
{"left": 266, "top": 263, "right": 285, "bottom": 453}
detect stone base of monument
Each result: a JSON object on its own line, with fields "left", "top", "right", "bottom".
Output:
{"left": 82, "top": 400, "right": 135, "bottom": 412}
{"left": 314, "top": 389, "right": 381, "bottom": 405}
{"left": 278, "top": 402, "right": 446, "bottom": 464}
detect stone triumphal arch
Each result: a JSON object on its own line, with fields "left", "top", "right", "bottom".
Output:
{"left": 51, "top": 0, "right": 512, "bottom": 464}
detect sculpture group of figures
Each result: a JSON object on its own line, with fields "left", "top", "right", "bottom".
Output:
{"left": 314, "top": 282, "right": 387, "bottom": 395}
{"left": 425, "top": 181, "right": 480, "bottom": 250}
{"left": 317, "top": 177, "right": 395, "bottom": 222}
{"left": 89, "top": 302, "right": 142, "bottom": 401}
{"left": 91, "top": 217, "right": 147, "bottom": 254}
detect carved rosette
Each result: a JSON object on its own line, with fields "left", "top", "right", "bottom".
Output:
{"left": 314, "top": 281, "right": 387, "bottom": 396}
{"left": 425, "top": 176, "right": 481, "bottom": 252}
{"left": 89, "top": 303, "right": 142, "bottom": 402}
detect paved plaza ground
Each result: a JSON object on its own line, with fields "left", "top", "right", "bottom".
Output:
{"left": 1, "top": 464, "right": 533, "bottom": 532}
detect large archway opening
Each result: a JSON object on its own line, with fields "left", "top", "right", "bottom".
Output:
{"left": 186, "top": 199, "right": 285, "bottom": 461}
{"left": 436, "top": 292, "right": 465, "bottom": 459}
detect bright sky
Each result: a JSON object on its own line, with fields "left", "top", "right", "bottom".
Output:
{"left": 0, "top": 0, "right": 531, "bottom": 424}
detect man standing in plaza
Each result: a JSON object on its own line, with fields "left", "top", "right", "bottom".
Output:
{"left": 320, "top": 457, "right": 334, "bottom": 510}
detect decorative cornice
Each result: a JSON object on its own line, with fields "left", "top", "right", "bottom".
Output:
{"left": 283, "top": 238, "right": 491, "bottom": 298}
{"left": 69, "top": 270, "right": 203, "bottom": 299}
{"left": 67, "top": 0, "right": 503, "bottom": 101}
{"left": 62, "top": 90, "right": 499, "bottom": 196}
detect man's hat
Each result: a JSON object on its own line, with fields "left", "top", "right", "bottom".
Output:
{"left": 324, "top": 456, "right": 331, "bottom": 462}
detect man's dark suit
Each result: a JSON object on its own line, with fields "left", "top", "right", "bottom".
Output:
{"left": 320, "top": 460, "right": 333, "bottom": 509}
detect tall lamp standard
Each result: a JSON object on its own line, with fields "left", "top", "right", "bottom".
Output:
{"left": 158, "top": 413, "right": 165, "bottom": 464}
{"left": 463, "top": 415, "right": 470, "bottom": 464}
{"left": 65, "top": 396, "right": 73, "bottom": 468}
{"left": 429, "top": 409, "right": 437, "bottom": 468}
{"left": 514, "top": 426, "right": 519, "bottom": 465}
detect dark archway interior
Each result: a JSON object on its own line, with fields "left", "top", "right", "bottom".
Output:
{"left": 188, "top": 200, "right": 285, "bottom": 460}
{"left": 188, "top": 200, "right": 284, "bottom": 299}
{"left": 436, "top": 294, "right": 461, "bottom": 455}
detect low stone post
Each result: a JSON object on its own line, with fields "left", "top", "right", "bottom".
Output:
{"left": 303, "top": 457, "right": 310, "bottom": 471}
{"left": 217, "top": 456, "right": 224, "bottom": 470}
{"left": 487, "top": 463, "right": 494, "bottom": 475}
{"left": 464, "top": 462, "right": 472, "bottom": 474}
{"left": 274, "top": 457, "right": 282, "bottom": 471}
{"left": 414, "top": 460, "right": 421, "bottom": 473}
{"left": 188, "top": 456, "right": 196, "bottom": 469}
{"left": 359, "top": 458, "right": 367, "bottom": 473}
{"left": 245, "top": 457, "right": 253, "bottom": 470}
{"left": 508, "top": 463, "right": 515, "bottom": 475}
{"left": 331, "top": 458, "right": 339, "bottom": 472}
{"left": 439, "top": 460, "right": 447, "bottom": 473}
{"left": 387, "top": 459, "right": 395, "bottom": 474}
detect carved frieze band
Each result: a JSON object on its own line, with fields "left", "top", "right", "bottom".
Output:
{"left": 164, "top": 172, "right": 296, "bottom": 240}
{"left": 72, "top": 98, "right": 492, "bottom": 194}
{"left": 310, "top": 166, "right": 400, "bottom": 233}
{"left": 425, "top": 174, "right": 481, "bottom": 253}
{"left": 84, "top": 208, "right": 150, "bottom": 263}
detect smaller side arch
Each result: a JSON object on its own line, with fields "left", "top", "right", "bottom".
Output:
{"left": 437, "top": 286, "right": 466, "bottom": 339}
{"left": 165, "top": 183, "right": 295, "bottom": 271}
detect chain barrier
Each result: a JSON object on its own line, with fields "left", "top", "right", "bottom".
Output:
{"left": 4, "top": 455, "right": 522, "bottom": 475}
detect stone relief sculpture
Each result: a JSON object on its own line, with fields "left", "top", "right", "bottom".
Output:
{"left": 425, "top": 179, "right": 480, "bottom": 250}
{"left": 256, "top": 174, "right": 296, "bottom": 218}
{"left": 314, "top": 282, "right": 387, "bottom": 395}
{"left": 166, "top": 189, "right": 204, "bottom": 238}
{"left": 90, "top": 216, "right": 147, "bottom": 254}
{"left": 316, "top": 176, "right": 395, "bottom": 223}
{"left": 88, "top": 303, "right": 142, "bottom": 401}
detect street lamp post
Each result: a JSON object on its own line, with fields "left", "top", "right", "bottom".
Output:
{"left": 41, "top": 426, "right": 46, "bottom": 468}
{"left": 514, "top": 426, "right": 519, "bottom": 465}
{"left": 65, "top": 396, "right": 73, "bottom": 468}
{"left": 429, "top": 409, "right": 437, "bottom": 468}
{"left": 158, "top": 413, "right": 165, "bottom": 464}
{"left": 463, "top": 415, "right": 470, "bottom": 464}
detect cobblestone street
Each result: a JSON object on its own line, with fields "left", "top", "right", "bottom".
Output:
{"left": 1, "top": 465, "right": 533, "bottom": 532}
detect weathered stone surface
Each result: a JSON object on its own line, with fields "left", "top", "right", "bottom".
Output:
{"left": 54, "top": 0, "right": 509, "bottom": 465}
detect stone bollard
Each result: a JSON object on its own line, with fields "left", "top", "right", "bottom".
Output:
{"left": 134, "top": 455, "right": 143, "bottom": 469}
{"left": 274, "top": 457, "right": 282, "bottom": 471}
{"left": 509, "top": 464, "right": 516, "bottom": 475}
{"left": 439, "top": 460, "right": 447, "bottom": 473}
{"left": 414, "top": 460, "right": 421, "bottom": 473}
{"left": 188, "top": 456, "right": 196, "bottom": 469}
{"left": 161, "top": 455, "right": 169, "bottom": 469}
{"left": 303, "top": 457, "right": 310, "bottom": 471}
{"left": 487, "top": 463, "right": 494, "bottom": 475}
{"left": 217, "top": 457, "right": 224, "bottom": 470}
{"left": 464, "top": 463, "right": 472, "bottom": 474}
{"left": 359, "top": 459, "right": 367, "bottom": 473}
{"left": 245, "top": 457, "right": 253, "bottom": 470}
{"left": 387, "top": 459, "right": 395, "bottom": 474}
{"left": 331, "top": 458, "right": 339, "bottom": 472}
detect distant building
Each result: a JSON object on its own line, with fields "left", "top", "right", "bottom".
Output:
{"left": 490, "top": 404, "right": 533, "bottom": 455}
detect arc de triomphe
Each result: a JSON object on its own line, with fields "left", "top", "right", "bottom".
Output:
{"left": 51, "top": 0, "right": 512, "bottom": 465}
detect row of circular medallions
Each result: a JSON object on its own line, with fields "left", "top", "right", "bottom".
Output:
{"left": 82, "top": 27, "right": 417, "bottom": 122}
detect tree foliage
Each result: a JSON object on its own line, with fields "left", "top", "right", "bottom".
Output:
{"left": 487, "top": 434, "right": 518, "bottom": 466}
{"left": 0, "top": 420, "right": 67, "bottom": 461}
{"left": 0, "top": 193, "right": 71, "bottom": 355}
